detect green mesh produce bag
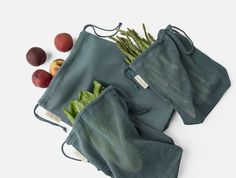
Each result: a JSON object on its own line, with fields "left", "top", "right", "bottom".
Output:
{"left": 65, "top": 86, "right": 183, "bottom": 178}
{"left": 127, "top": 25, "right": 230, "bottom": 124}
{"left": 35, "top": 23, "right": 174, "bottom": 132}
{"left": 33, "top": 23, "right": 230, "bottom": 178}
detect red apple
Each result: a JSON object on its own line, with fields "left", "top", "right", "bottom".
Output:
{"left": 54, "top": 33, "right": 73, "bottom": 52}
{"left": 32, "top": 69, "right": 52, "bottom": 88}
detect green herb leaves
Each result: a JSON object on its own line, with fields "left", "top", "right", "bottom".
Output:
{"left": 64, "top": 80, "right": 104, "bottom": 124}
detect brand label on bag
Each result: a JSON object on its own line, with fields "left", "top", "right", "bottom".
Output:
{"left": 75, "top": 150, "right": 88, "bottom": 162}
{"left": 134, "top": 75, "right": 149, "bottom": 89}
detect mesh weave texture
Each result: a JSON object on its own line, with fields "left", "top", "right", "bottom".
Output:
{"left": 66, "top": 86, "right": 182, "bottom": 178}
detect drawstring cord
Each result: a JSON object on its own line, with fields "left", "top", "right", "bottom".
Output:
{"left": 124, "top": 68, "right": 140, "bottom": 89}
{"left": 34, "top": 104, "right": 67, "bottom": 132}
{"left": 171, "top": 25, "right": 195, "bottom": 55}
{"left": 61, "top": 141, "right": 82, "bottom": 162}
{"left": 83, "top": 22, "right": 122, "bottom": 37}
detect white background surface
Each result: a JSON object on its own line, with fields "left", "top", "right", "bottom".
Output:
{"left": 0, "top": 0, "right": 235, "bottom": 177}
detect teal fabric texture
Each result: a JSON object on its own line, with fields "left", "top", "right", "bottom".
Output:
{"left": 128, "top": 25, "right": 230, "bottom": 124}
{"left": 38, "top": 29, "right": 174, "bottom": 132}
{"left": 35, "top": 24, "right": 230, "bottom": 178}
{"left": 66, "top": 86, "right": 183, "bottom": 178}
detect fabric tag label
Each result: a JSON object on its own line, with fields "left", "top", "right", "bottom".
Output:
{"left": 134, "top": 75, "right": 149, "bottom": 89}
{"left": 45, "top": 111, "right": 61, "bottom": 123}
{"left": 74, "top": 150, "right": 88, "bottom": 162}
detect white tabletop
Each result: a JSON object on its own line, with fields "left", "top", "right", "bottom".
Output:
{"left": 0, "top": 0, "right": 235, "bottom": 177}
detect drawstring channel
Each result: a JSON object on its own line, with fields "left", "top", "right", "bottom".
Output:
{"left": 34, "top": 104, "right": 67, "bottom": 132}
{"left": 61, "top": 141, "right": 82, "bottom": 162}
{"left": 171, "top": 25, "right": 195, "bottom": 55}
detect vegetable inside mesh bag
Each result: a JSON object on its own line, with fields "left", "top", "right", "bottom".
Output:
{"left": 64, "top": 80, "right": 104, "bottom": 124}
{"left": 127, "top": 25, "right": 231, "bottom": 124}
{"left": 65, "top": 86, "right": 183, "bottom": 178}
{"left": 36, "top": 23, "right": 174, "bottom": 132}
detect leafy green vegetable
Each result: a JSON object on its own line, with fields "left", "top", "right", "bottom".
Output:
{"left": 64, "top": 82, "right": 142, "bottom": 171}
{"left": 64, "top": 80, "right": 105, "bottom": 124}
{"left": 110, "top": 24, "right": 156, "bottom": 64}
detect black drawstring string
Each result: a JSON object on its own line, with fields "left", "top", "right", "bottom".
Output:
{"left": 61, "top": 141, "right": 82, "bottom": 162}
{"left": 124, "top": 68, "right": 140, "bottom": 89}
{"left": 83, "top": 22, "right": 122, "bottom": 37}
{"left": 171, "top": 25, "right": 195, "bottom": 55}
{"left": 34, "top": 104, "right": 67, "bottom": 132}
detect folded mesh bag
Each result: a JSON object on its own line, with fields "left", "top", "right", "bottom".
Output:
{"left": 65, "top": 86, "right": 183, "bottom": 178}
{"left": 127, "top": 25, "right": 231, "bottom": 124}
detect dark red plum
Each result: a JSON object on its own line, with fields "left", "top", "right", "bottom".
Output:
{"left": 26, "top": 47, "right": 47, "bottom": 66}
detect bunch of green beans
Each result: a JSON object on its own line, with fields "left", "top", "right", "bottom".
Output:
{"left": 110, "top": 24, "right": 156, "bottom": 64}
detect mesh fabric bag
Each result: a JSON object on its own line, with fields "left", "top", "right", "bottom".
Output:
{"left": 65, "top": 86, "right": 183, "bottom": 178}
{"left": 127, "top": 25, "right": 230, "bottom": 124}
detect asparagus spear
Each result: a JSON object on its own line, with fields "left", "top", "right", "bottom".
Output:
{"left": 111, "top": 24, "right": 156, "bottom": 64}
{"left": 148, "top": 33, "right": 156, "bottom": 42}
{"left": 142, "top": 23, "right": 152, "bottom": 45}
